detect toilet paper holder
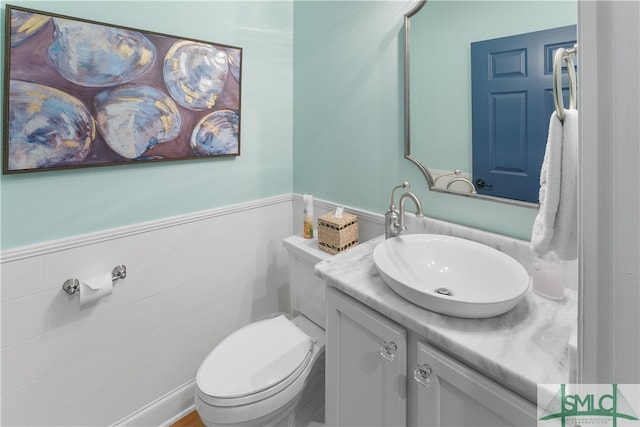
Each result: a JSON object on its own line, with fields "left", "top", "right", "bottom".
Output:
{"left": 62, "top": 265, "right": 127, "bottom": 296}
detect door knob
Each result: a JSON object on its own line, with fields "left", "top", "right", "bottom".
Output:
{"left": 475, "top": 179, "right": 493, "bottom": 189}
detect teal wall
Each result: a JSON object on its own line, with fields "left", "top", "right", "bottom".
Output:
{"left": 2, "top": 0, "right": 576, "bottom": 250}
{"left": 293, "top": 1, "right": 410, "bottom": 218}
{"left": 293, "top": 0, "right": 577, "bottom": 241}
{"left": 0, "top": 1, "right": 293, "bottom": 250}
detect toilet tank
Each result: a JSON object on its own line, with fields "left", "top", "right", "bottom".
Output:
{"left": 283, "top": 235, "right": 332, "bottom": 328}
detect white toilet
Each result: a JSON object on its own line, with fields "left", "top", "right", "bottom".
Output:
{"left": 195, "top": 235, "right": 331, "bottom": 427}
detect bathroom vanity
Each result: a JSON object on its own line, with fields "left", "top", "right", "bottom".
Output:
{"left": 316, "top": 234, "right": 577, "bottom": 427}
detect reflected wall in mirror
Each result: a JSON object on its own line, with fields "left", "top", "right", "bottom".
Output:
{"left": 405, "top": 0, "right": 577, "bottom": 206}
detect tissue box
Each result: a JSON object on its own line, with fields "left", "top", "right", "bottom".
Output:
{"left": 317, "top": 211, "right": 359, "bottom": 254}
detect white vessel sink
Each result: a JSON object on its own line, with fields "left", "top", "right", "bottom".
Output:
{"left": 373, "top": 234, "right": 530, "bottom": 318}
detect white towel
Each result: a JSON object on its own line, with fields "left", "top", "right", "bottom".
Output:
{"left": 530, "top": 109, "right": 578, "bottom": 261}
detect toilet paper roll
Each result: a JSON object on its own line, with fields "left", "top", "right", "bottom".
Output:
{"left": 79, "top": 272, "right": 113, "bottom": 307}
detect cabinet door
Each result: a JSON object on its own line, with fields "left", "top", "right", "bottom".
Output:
{"left": 326, "top": 288, "right": 407, "bottom": 427}
{"left": 414, "top": 341, "right": 536, "bottom": 427}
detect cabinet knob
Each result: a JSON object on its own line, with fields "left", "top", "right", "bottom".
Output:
{"left": 379, "top": 340, "right": 398, "bottom": 361}
{"left": 414, "top": 363, "right": 433, "bottom": 387}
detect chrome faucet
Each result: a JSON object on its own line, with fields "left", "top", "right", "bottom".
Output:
{"left": 385, "top": 182, "right": 424, "bottom": 239}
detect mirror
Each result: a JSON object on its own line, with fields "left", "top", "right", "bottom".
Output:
{"left": 404, "top": 0, "right": 577, "bottom": 206}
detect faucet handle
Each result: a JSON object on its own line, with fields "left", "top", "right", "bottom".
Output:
{"left": 389, "top": 182, "right": 410, "bottom": 208}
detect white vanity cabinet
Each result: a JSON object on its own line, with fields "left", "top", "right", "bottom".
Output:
{"left": 409, "top": 338, "right": 537, "bottom": 427}
{"left": 327, "top": 287, "right": 538, "bottom": 427}
{"left": 326, "top": 287, "right": 407, "bottom": 427}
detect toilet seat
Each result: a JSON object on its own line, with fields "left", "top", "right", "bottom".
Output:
{"left": 196, "top": 315, "right": 314, "bottom": 407}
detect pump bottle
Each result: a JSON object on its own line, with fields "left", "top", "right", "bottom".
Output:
{"left": 303, "top": 194, "right": 314, "bottom": 239}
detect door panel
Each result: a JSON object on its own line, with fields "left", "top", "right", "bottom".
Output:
{"left": 471, "top": 25, "right": 577, "bottom": 202}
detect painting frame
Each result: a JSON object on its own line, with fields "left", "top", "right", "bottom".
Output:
{"left": 3, "top": 4, "right": 242, "bottom": 174}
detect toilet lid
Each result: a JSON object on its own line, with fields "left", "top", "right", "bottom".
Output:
{"left": 197, "top": 315, "right": 313, "bottom": 400}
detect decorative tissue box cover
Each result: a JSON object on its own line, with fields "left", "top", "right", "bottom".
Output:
{"left": 317, "top": 211, "right": 359, "bottom": 254}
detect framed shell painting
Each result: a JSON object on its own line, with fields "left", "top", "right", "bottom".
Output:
{"left": 3, "top": 5, "right": 242, "bottom": 174}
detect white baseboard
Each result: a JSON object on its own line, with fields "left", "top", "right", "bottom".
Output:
{"left": 112, "top": 379, "right": 196, "bottom": 427}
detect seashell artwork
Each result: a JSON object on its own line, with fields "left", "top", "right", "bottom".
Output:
{"left": 191, "top": 110, "right": 239, "bottom": 156}
{"left": 228, "top": 48, "right": 241, "bottom": 83}
{"left": 48, "top": 18, "right": 156, "bottom": 87}
{"left": 163, "top": 41, "right": 229, "bottom": 111}
{"left": 3, "top": 5, "right": 242, "bottom": 173}
{"left": 7, "top": 80, "right": 96, "bottom": 170}
{"left": 9, "top": 10, "right": 52, "bottom": 48}
{"left": 94, "top": 84, "right": 182, "bottom": 159}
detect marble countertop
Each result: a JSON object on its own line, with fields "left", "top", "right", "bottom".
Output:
{"left": 315, "top": 234, "right": 577, "bottom": 404}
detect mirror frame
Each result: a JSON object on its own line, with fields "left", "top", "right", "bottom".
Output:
{"left": 403, "top": 0, "right": 538, "bottom": 208}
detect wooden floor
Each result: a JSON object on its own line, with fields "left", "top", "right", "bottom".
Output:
{"left": 170, "top": 410, "right": 205, "bottom": 427}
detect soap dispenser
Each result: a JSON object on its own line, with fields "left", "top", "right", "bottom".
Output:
{"left": 303, "top": 194, "right": 314, "bottom": 239}
{"left": 532, "top": 252, "right": 565, "bottom": 300}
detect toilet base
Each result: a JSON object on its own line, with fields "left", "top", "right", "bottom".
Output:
{"left": 196, "top": 356, "right": 324, "bottom": 427}
{"left": 292, "top": 353, "right": 325, "bottom": 426}
{"left": 196, "top": 351, "right": 325, "bottom": 427}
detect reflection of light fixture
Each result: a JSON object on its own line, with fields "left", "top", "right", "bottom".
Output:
{"left": 433, "top": 169, "right": 461, "bottom": 188}
{"left": 446, "top": 177, "right": 477, "bottom": 195}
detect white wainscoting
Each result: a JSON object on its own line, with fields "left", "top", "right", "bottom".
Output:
{"left": 1, "top": 195, "right": 295, "bottom": 426}
{"left": 0, "top": 194, "right": 385, "bottom": 426}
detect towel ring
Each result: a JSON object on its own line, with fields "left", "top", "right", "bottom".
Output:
{"left": 553, "top": 47, "right": 577, "bottom": 122}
